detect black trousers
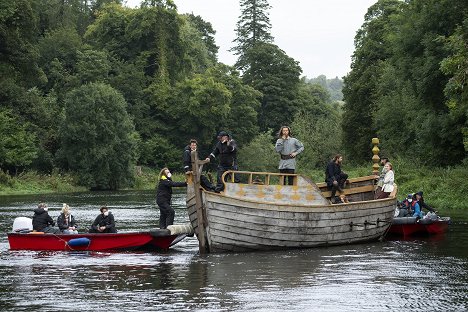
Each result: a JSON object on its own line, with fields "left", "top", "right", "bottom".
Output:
{"left": 326, "top": 172, "right": 348, "bottom": 198}
{"left": 280, "top": 169, "right": 295, "bottom": 185}
{"left": 157, "top": 200, "right": 175, "bottom": 229}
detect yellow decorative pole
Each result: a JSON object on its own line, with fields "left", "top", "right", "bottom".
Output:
{"left": 372, "top": 138, "right": 380, "bottom": 175}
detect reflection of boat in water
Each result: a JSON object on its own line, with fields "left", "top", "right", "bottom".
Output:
{"left": 187, "top": 154, "right": 397, "bottom": 253}
{"left": 8, "top": 217, "right": 192, "bottom": 251}
{"left": 388, "top": 214, "right": 451, "bottom": 237}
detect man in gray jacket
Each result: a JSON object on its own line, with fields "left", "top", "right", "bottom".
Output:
{"left": 275, "top": 126, "right": 304, "bottom": 185}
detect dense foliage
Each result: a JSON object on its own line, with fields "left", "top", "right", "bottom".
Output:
{"left": 343, "top": 0, "right": 468, "bottom": 165}
{"left": 0, "top": 0, "right": 466, "bottom": 192}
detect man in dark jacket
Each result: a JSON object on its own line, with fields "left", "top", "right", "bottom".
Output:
{"left": 32, "top": 203, "right": 57, "bottom": 233}
{"left": 183, "top": 139, "right": 198, "bottom": 173}
{"left": 325, "top": 154, "right": 348, "bottom": 203}
{"left": 205, "top": 131, "right": 237, "bottom": 192}
{"left": 157, "top": 168, "right": 187, "bottom": 229}
{"left": 89, "top": 206, "right": 117, "bottom": 233}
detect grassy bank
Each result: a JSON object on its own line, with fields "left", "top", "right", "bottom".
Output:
{"left": 0, "top": 170, "right": 87, "bottom": 195}
{"left": 1, "top": 162, "right": 466, "bottom": 210}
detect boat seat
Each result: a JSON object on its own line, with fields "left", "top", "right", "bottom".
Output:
{"left": 320, "top": 184, "right": 375, "bottom": 198}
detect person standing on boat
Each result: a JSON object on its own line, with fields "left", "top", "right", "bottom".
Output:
{"left": 376, "top": 162, "right": 394, "bottom": 199}
{"left": 275, "top": 126, "right": 304, "bottom": 185}
{"left": 57, "top": 203, "right": 78, "bottom": 234}
{"left": 205, "top": 131, "right": 238, "bottom": 192}
{"left": 325, "top": 154, "right": 349, "bottom": 203}
{"left": 32, "top": 203, "right": 59, "bottom": 233}
{"left": 374, "top": 157, "right": 389, "bottom": 199}
{"left": 89, "top": 206, "right": 117, "bottom": 233}
{"left": 183, "top": 139, "right": 198, "bottom": 173}
{"left": 156, "top": 168, "right": 187, "bottom": 229}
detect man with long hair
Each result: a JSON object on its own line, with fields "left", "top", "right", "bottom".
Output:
{"left": 275, "top": 126, "right": 304, "bottom": 185}
{"left": 325, "top": 154, "right": 348, "bottom": 203}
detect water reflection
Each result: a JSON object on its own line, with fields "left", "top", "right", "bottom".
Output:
{"left": 0, "top": 192, "right": 467, "bottom": 311}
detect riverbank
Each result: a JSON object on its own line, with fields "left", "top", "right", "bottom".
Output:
{"left": 1, "top": 162, "right": 466, "bottom": 210}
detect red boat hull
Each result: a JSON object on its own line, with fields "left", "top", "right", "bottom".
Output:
{"left": 388, "top": 217, "right": 450, "bottom": 236}
{"left": 7, "top": 231, "right": 185, "bottom": 251}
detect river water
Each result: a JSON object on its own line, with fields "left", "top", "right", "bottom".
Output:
{"left": 0, "top": 190, "right": 467, "bottom": 311}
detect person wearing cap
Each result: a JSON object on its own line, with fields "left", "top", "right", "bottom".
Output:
{"left": 32, "top": 203, "right": 58, "bottom": 233}
{"left": 156, "top": 167, "right": 187, "bottom": 229}
{"left": 205, "top": 131, "right": 238, "bottom": 192}
{"left": 399, "top": 194, "right": 421, "bottom": 217}
{"left": 89, "top": 206, "right": 117, "bottom": 233}
{"left": 414, "top": 191, "right": 436, "bottom": 213}
{"left": 57, "top": 203, "right": 78, "bottom": 234}
{"left": 275, "top": 126, "right": 304, "bottom": 185}
{"left": 374, "top": 157, "right": 390, "bottom": 199}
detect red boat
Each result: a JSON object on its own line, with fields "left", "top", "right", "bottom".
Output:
{"left": 7, "top": 230, "right": 189, "bottom": 251}
{"left": 387, "top": 216, "right": 451, "bottom": 237}
{"left": 8, "top": 217, "right": 193, "bottom": 251}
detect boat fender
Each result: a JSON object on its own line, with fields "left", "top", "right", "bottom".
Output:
{"left": 149, "top": 229, "right": 171, "bottom": 237}
{"left": 167, "top": 224, "right": 194, "bottom": 236}
{"left": 67, "top": 237, "right": 91, "bottom": 247}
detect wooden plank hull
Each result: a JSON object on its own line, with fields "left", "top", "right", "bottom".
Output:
{"left": 187, "top": 191, "right": 395, "bottom": 252}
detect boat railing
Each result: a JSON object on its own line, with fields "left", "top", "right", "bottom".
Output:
{"left": 221, "top": 170, "right": 301, "bottom": 186}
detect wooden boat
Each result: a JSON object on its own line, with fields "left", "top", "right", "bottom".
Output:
{"left": 8, "top": 223, "right": 193, "bottom": 251}
{"left": 387, "top": 215, "right": 451, "bottom": 236}
{"left": 186, "top": 153, "right": 397, "bottom": 253}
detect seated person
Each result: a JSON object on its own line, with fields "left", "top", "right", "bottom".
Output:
{"left": 398, "top": 194, "right": 416, "bottom": 217}
{"left": 57, "top": 203, "right": 78, "bottom": 234}
{"left": 414, "top": 191, "right": 437, "bottom": 213}
{"left": 89, "top": 206, "right": 117, "bottom": 233}
{"left": 32, "top": 203, "right": 60, "bottom": 233}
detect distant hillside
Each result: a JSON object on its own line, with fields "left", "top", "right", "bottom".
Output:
{"left": 306, "top": 75, "right": 343, "bottom": 102}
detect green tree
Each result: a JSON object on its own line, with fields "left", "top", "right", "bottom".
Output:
{"left": 0, "top": 110, "right": 38, "bottom": 174}
{"left": 231, "top": 0, "right": 274, "bottom": 71}
{"left": 440, "top": 18, "right": 468, "bottom": 152}
{"left": 342, "top": 0, "right": 402, "bottom": 162}
{"left": 374, "top": 0, "right": 467, "bottom": 165}
{"left": 242, "top": 42, "right": 302, "bottom": 131}
{"left": 60, "top": 83, "right": 137, "bottom": 190}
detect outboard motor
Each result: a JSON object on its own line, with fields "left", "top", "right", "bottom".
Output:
{"left": 12, "top": 217, "right": 33, "bottom": 233}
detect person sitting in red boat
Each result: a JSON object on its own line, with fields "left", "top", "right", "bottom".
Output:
{"left": 398, "top": 194, "right": 417, "bottom": 217}
{"left": 32, "top": 203, "right": 60, "bottom": 233}
{"left": 57, "top": 203, "right": 78, "bottom": 234}
{"left": 89, "top": 206, "right": 117, "bottom": 233}
{"left": 414, "top": 191, "right": 437, "bottom": 214}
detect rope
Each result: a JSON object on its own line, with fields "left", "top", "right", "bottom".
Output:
{"left": 51, "top": 233, "right": 90, "bottom": 251}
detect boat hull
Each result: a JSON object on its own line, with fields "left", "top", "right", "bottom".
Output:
{"left": 388, "top": 217, "right": 450, "bottom": 236}
{"left": 188, "top": 192, "right": 396, "bottom": 252}
{"left": 7, "top": 231, "right": 186, "bottom": 251}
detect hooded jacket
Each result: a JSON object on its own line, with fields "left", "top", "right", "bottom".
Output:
{"left": 32, "top": 207, "right": 55, "bottom": 231}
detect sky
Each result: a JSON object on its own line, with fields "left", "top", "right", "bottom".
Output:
{"left": 124, "top": 0, "right": 378, "bottom": 79}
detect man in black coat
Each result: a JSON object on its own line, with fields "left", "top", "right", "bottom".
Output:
{"left": 89, "top": 206, "right": 117, "bottom": 233}
{"left": 32, "top": 203, "right": 57, "bottom": 233}
{"left": 183, "top": 139, "right": 198, "bottom": 173}
{"left": 205, "top": 131, "right": 238, "bottom": 192}
{"left": 325, "top": 154, "right": 348, "bottom": 203}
